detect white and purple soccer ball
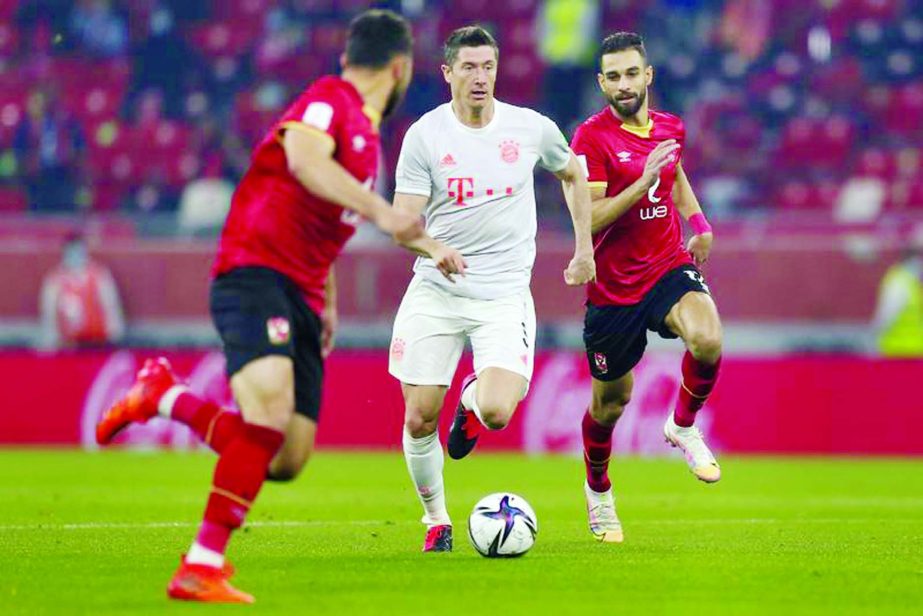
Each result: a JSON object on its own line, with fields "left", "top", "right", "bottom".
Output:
{"left": 467, "top": 492, "right": 538, "bottom": 557}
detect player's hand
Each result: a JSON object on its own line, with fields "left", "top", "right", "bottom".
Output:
{"left": 320, "top": 307, "right": 337, "bottom": 359}
{"left": 563, "top": 251, "right": 596, "bottom": 286}
{"left": 431, "top": 244, "right": 467, "bottom": 283}
{"left": 376, "top": 208, "right": 424, "bottom": 244}
{"left": 641, "top": 139, "right": 681, "bottom": 188}
{"left": 687, "top": 231, "right": 713, "bottom": 266}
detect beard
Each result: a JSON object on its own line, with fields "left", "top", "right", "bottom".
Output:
{"left": 608, "top": 88, "right": 646, "bottom": 118}
{"left": 382, "top": 83, "right": 407, "bottom": 119}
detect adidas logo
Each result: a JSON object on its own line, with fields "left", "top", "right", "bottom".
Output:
{"left": 439, "top": 153, "right": 457, "bottom": 167}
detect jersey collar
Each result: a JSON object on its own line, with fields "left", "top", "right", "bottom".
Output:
{"left": 618, "top": 117, "right": 654, "bottom": 139}
{"left": 362, "top": 105, "right": 381, "bottom": 131}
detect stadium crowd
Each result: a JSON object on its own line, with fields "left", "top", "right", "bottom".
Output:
{"left": 0, "top": 0, "right": 920, "bottom": 229}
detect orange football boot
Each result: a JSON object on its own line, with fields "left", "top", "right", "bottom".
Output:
{"left": 95, "top": 357, "right": 178, "bottom": 445}
{"left": 166, "top": 557, "right": 254, "bottom": 604}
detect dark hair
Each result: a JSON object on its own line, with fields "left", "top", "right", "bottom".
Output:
{"left": 443, "top": 25, "right": 499, "bottom": 66}
{"left": 345, "top": 9, "right": 413, "bottom": 69}
{"left": 599, "top": 32, "right": 647, "bottom": 67}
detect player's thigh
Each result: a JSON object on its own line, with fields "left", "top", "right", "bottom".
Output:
{"left": 211, "top": 267, "right": 299, "bottom": 430}
{"left": 268, "top": 414, "right": 317, "bottom": 481}
{"left": 583, "top": 302, "right": 647, "bottom": 382}
{"left": 468, "top": 290, "right": 536, "bottom": 397}
{"left": 664, "top": 291, "right": 721, "bottom": 340}
{"left": 230, "top": 355, "right": 295, "bottom": 430}
{"left": 475, "top": 367, "right": 528, "bottom": 413}
{"left": 389, "top": 277, "right": 466, "bottom": 387}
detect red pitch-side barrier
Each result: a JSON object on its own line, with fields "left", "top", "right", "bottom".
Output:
{"left": 0, "top": 350, "right": 920, "bottom": 455}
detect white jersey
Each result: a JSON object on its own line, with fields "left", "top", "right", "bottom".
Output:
{"left": 394, "top": 100, "right": 571, "bottom": 299}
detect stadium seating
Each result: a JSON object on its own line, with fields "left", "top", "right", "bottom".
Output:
{"left": 0, "top": 0, "right": 918, "bottom": 217}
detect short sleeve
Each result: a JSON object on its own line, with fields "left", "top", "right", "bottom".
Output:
{"left": 536, "top": 114, "right": 572, "bottom": 173}
{"left": 570, "top": 125, "right": 608, "bottom": 190}
{"left": 278, "top": 87, "right": 342, "bottom": 149}
{"left": 394, "top": 122, "right": 432, "bottom": 197}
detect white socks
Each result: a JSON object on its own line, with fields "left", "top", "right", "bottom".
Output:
{"left": 460, "top": 379, "right": 487, "bottom": 426}
{"left": 402, "top": 429, "right": 450, "bottom": 527}
{"left": 186, "top": 541, "right": 225, "bottom": 568}
{"left": 157, "top": 385, "right": 188, "bottom": 418}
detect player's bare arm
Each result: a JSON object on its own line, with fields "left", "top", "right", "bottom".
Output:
{"left": 589, "top": 139, "right": 680, "bottom": 233}
{"left": 283, "top": 128, "right": 423, "bottom": 243}
{"left": 393, "top": 191, "right": 467, "bottom": 282}
{"left": 672, "top": 161, "right": 713, "bottom": 266}
{"left": 555, "top": 152, "right": 596, "bottom": 285}
{"left": 321, "top": 265, "right": 337, "bottom": 358}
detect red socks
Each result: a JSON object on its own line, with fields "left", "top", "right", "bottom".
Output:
{"left": 195, "top": 423, "right": 285, "bottom": 554}
{"left": 171, "top": 392, "right": 244, "bottom": 454}
{"left": 673, "top": 351, "right": 721, "bottom": 427}
{"left": 582, "top": 410, "right": 615, "bottom": 493}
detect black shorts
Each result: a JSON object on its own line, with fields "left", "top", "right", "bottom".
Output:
{"left": 210, "top": 266, "right": 323, "bottom": 421}
{"left": 583, "top": 264, "right": 711, "bottom": 381}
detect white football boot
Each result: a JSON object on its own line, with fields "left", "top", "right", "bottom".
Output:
{"left": 663, "top": 415, "right": 721, "bottom": 483}
{"left": 584, "top": 481, "right": 624, "bottom": 543}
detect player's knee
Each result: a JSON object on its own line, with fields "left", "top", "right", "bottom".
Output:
{"left": 267, "top": 452, "right": 308, "bottom": 482}
{"left": 404, "top": 409, "right": 439, "bottom": 439}
{"left": 591, "top": 392, "right": 628, "bottom": 424}
{"left": 687, "top": 331, "right": 722, "bottom": 364}
{"left": 478, "top": 400, "right": 516, "bottom": 430}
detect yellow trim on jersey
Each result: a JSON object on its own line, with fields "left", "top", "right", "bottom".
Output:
{"left": 277, "top": 121, "right": 336, "bottom": 150}
{"left": 620, "top": 118, "right": 654, "bottom": 139}
{"left": 362, "top": 105, "right": 381, "bottom": 131}
{"left": 587, "top": 181, "right": 609, "bottom": 189}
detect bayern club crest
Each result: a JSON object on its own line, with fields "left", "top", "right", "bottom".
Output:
{"left": 499, "top": 139, "right": 520, "bottom": 163}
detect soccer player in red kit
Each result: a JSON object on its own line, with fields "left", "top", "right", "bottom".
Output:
{"left": 570, "top": 32, "right": 723, "bottom": 543}
{"left": 93, "top": 10, "right": 442, "bottom": 603}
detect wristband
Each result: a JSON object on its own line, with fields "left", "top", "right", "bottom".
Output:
{"left": 689, "top": 213, "right": 712, "bottom": 235}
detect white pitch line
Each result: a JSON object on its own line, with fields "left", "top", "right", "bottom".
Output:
{"left": 0, "top": 518, "right": 919, "bottom": 532}
{"left": 0, "top": 520, "right": 392, "bottom": 531}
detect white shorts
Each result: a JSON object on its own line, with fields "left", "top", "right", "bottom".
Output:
{"left": 388, "top": 276, "right": 536, "bottom": 387}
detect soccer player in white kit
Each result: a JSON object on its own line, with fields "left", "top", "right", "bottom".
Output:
{"left": 388, "top": 26, "right": 596, "bottom": 552}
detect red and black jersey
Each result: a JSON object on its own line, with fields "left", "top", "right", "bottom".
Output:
{"left": 213, "top": 76, "right": 381, "bottom": 316}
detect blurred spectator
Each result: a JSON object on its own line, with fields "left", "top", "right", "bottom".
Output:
{"left": 177, "top": 171, "right": 234, "bottom": 235}
{"left": 872, "top": 226, "right": 923, "bottom": 357}
{"left": 538, "top": 0, "right": 599, "bottom": 128}
{"left": 720, "top": 0, "right": 772, "bottom": 63}
{"left": 38, "top": 232, "right": 125, "bottom": 350}
{"left": 130, "top": 3, "right": 195, "bottom": 117}
{"left": 14, "top": 88, "right": 86, "bottom": 212}
{"left": 69, "top": 0, "right": 128, "bottom": 58}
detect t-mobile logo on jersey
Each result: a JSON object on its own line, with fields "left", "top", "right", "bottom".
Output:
{"left": 447, "top": 178, "right": 515, "bottom": 205}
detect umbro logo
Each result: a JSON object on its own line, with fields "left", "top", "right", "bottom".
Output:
{"left": 617, "top": 151, "right": 632, "bottom": 163}
{"left": 439, "top": 153, "right": 457, "bottom": 167}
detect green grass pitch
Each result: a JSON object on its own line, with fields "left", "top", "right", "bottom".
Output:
{"left": 1, "top": 450, "right": 921, "bottom": 615}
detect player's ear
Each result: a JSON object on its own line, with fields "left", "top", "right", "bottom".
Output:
{"left": 339, "top": 52, "right": 347, "bottom": 70}
{"left": 645, "top": 65, "right": 653, "bottom": 87}
{"left": 597, "top": 72, "right": 605, "bottom": 93}
{"left": 441, "top": 64, "right": 452, "bottom": 84}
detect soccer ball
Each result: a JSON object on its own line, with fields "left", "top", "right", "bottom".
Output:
{"left": 467, "top": 492, "right": 538, "bottom": 557}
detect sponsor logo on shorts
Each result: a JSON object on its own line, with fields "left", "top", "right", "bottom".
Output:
{"left": 266, "top": 317, "right": 291, "bottom": 345}
{"left": 500, "top": 139, "right": 520, "bottom": 164}
{"left": 593, "top": 352, "right": 608, "bottom": 375}
{"left": 390, "top": 338, "right": 405, "bottom": 362}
